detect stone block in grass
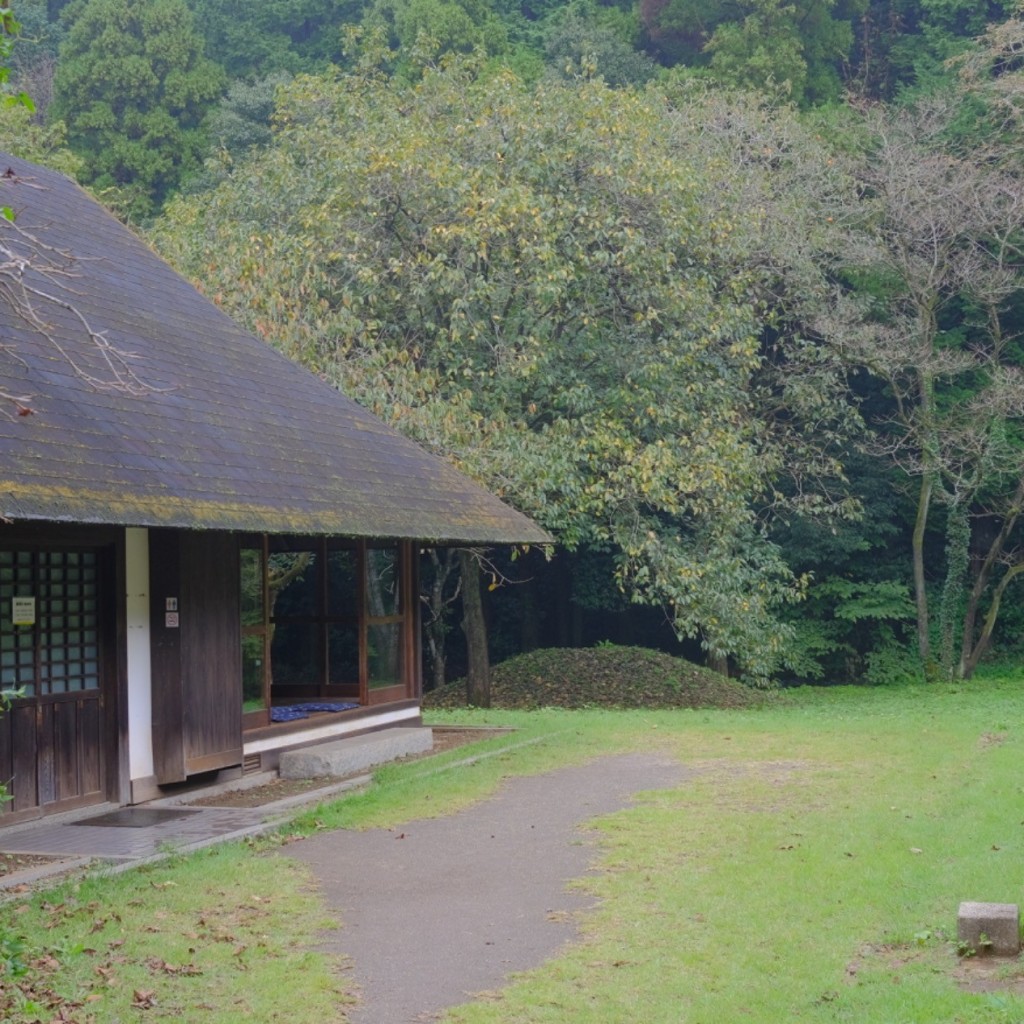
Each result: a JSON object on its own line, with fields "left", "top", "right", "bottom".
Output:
{"left": 957, "top": 901, "right": 1020, "bottom": 956}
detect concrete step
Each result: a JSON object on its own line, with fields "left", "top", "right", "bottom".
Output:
{"left": 279, "top": 726, "right": 434, "bottom": 780}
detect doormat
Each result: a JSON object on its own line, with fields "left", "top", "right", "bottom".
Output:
{"left": 71, "top": 807, "right": 203, "bottom": 828}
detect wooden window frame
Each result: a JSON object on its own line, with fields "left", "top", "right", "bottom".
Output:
{"left": 240, "top": 537, "right": 417, "bottom": 727}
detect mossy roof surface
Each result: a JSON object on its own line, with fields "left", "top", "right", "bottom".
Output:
{"left": 0, "top": 156, "right": 550, "bottom": 545}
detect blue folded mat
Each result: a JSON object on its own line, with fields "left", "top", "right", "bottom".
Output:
{"left": 270, "top": 701, "right": 359, "bottom": 723}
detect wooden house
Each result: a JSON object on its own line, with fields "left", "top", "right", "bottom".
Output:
{"left": 0, "top": 154, "right": 548, "bottom": 824}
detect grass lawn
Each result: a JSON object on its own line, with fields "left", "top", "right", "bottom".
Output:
{"left": 5, "top": 678, "right": 1024, "bottom": 1022}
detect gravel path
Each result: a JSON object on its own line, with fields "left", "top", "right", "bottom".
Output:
{"left": 287, "top": 752, "right": 687, "bottom": 1023}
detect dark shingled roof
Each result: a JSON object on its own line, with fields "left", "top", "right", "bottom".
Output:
{"left": 0, "top": 155, "right": 550, "bottom": 544}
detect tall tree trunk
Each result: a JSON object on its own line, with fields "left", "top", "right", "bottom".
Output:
{"left": 938, "top": 503, "right": 970, "bottom": 679}
{"left": 520, "top": 581, "right": 540, "bottom": 653}
{"left": 459, "top": 549, "right": 491, "bottom": 708}
{"left": 708, "top": 652, "right": 729, "bottom": 676}
{"left": 962, "top": 563, "right": 1024, "bottom": 679}
{"left": 959, "top": 477, "right": 1024, "bottom": 677}
{"left": 554, "top": 555, "right": 572, "bottom": 647}
{"left": 423, "top": 548, "right": 459, "bottom": 691}
{"left": 912, "top": 473, "right": 933, "bottom": 667}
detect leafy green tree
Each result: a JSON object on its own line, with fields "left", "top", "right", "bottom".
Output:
{"left": 190, "top": 0, "right": 353, "bottom": 78}
{"left": 206, "top": 73, "right": 290, "bottom": 158}
{"left": 0, "top": 0, "right": 28, "bottom": 105}
{"left": 545, "top": 7, "right": 660, "bottom": 85}
{"left": 361, "top": 0, "right": 511, "bottom": 65}
{"left": 154, "top": 59, "right": 820, "bottom": 679}
{"left": 51, "top": 0, "right": 225, "bottom": 218}
{"left": 640, "top": 0, "right": 864, "bottom": 104}
{"left": 0, "top": 95, "right": 78, "bottom": 170}
{"left": 834, "top": 92, "right": 1024, "bottom": 679}
{"left": 4, "top": 0, "right": 63, "bottom": 117}
{"left": 848, "top": 0, "right": 1010, "bottom": 98}
{"left": 187, "top": 72, "right": 292, "bottom": 193}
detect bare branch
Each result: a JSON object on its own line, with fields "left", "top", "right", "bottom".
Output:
{"left": 0, "top": 168, "right": 160, "bottom": 414}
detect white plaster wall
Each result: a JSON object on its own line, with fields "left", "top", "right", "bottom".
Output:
{"left": 124, "top": 527, "right": 153, "bottom": 782}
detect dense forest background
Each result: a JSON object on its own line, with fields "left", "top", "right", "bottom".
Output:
{"left": 6, "top": 0, "right": 1024, "bottom": 689}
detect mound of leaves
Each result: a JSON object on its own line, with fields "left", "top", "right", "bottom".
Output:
{"left": 423, "top": 645, "right": 765, "bottom": 711}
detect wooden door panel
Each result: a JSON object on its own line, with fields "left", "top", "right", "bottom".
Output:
{"left": 55, "top": 701, "right": 78, "bottom": 801}
{"left": 36, "top": 703, "right": 56, "bottom": 807}
{"left": 151, "top": 531, "right": 242, "bottom": 782}
{"left": 0, "top": 694, "right": 104, "bottom": 818}
{"left": 79, "top": 698, "right": 102, "bottom": 796}
{"left": 0, "top": 537, "right": 115, "bottom": 824}
{"left": 8, "top": 704, "right": 38, "bottom": 814}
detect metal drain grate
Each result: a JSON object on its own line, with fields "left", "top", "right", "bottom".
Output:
{"left": 71, "top": 807, "right": 203, "bottom": 828}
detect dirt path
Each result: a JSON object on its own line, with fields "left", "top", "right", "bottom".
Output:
{"left": 287, "top": 752, "right": 687, "bottom": 1023}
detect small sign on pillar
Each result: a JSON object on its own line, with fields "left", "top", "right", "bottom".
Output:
{"left": 12, "top": 596, "right": 36, "bottom": 627}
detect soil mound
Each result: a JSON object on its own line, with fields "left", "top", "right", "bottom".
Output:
{"left": 423, "top": 645, "right": 765, "bottom": 710}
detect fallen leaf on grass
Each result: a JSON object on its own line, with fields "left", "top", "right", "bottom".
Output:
{"left": 132, "top": 989, "right": 157, "bottom": 1009}
{"left": 145, "top": 957, "right": 202, "bottom": 976}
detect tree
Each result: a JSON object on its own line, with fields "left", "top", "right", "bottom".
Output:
{"left": 0, "top": 0, "right": 28, "bottom": 106}
{"left": 190, "top": 0, "right": 352, "bottom": 78}
{"left": 360, "top": 0, "right": 511, "bottom": 68}
{"left": 640, "top": 0, "right": 864, "bottom": 104}
{"left": 0, "top": 93, "right": 78, "bottom": 169}
{"left": 2, "top": 5, "right": 153, "bottom": 417}
{"left": 154, "top": 58, "right": 813, "bottom": 680}
{"left": 459, "top": 550, "right": 491, "bottom": 704}
{"left": 4, "top": 0, "right": 64, "bottom": 118}
{"left": 51, "top": 0, "right": 224, "bottom": 218}
{"left": 187, "top": 72, "right": 292, "bottom": 193}
{"left": 544, "top": 7, "right": 659, "bottom": 86}
{"left": 833, "top": 93, "right": 1024, "bottom": 678}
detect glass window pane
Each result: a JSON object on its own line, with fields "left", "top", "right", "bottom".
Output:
{"left": 240, "top": 548, "right": 264, "bottom": 626}
{"left": 366, "top": 548, "right": 400, "bottom": 618}
{"left": 368, "top": 622, "right": 403, "bottom": 689}
{"left": 241, "top": 635, "right": 267, "bottom": 711}
{"left": 327, "top": 550, "right": 358, "bottom": 618}
{"left": 270, "top": 622, "right": 320, "bottom": 687}
{"left": 328, "top": 624, "right": 359, "bottom": 685}
{"left": 269, "top": 552, "right": 317, "bottom": 620}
